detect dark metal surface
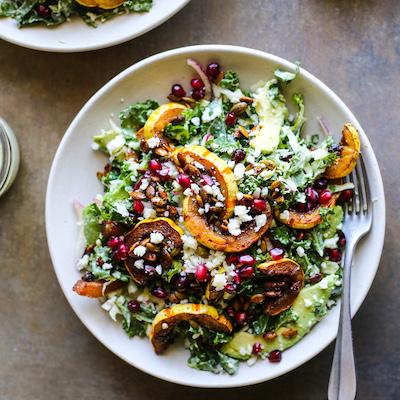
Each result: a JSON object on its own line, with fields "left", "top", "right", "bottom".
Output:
{"left": 0, "top": 0, "right": 399, "bottom": 398}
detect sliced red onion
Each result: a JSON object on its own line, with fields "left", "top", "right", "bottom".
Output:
{"left": 201, "top": 132, "right": 213, "bottom": 146}
{"left": 73, "top": 200, "right": 84, "bottom": 219}
{"left": 317, "top": 116, "right": 331, "bottom": 136}
{"left": 187, "top": 58, "right": 213, "bottom": 100}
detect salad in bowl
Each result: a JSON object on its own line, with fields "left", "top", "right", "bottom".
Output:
{"left": 72, "top": 58, "right": 360, "bottom": 375}
{"left": 0, "top": 0, "right": 153, "bottom": 27}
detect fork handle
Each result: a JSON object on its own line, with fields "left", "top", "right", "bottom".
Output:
{"left": 328, "top": 242, "right": 357, "bottom": 400}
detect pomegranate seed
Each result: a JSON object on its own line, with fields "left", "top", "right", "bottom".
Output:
{"left": 192, "top": 88, "right": 205, "bottom": 100}
{"left": 338, "top": 231, "right": 346, "bottom": 247}
{"left": 252, "top": 199, "right": 267, "bottom": 212}
{"left": 326, "top": 248, "right": 342, "bottom": 262}
{"left": 319, "top": 189, "right": 333, "bottom": 205}
{"left": 293, "top": 202, "right": 307, "bottom": 212}
{"left": 96, "top": 257, "right": 104, "bottom": 266}
{"left": 82, "top": 271, "right": 94, "bottom": 282}
{"left": 177, "top": 174, "right": 192, "bottom": 189}
{"left": 107, "top": 236, "right": 121, "bottom": 249}
{"left": 239, "top": 266, "right": 254, "bottom": 279}
{"left": 270, "top": 247, "right": 284, "bottom": 260}
{"left": 200, "top": 174, "right": 214, "bottom": 186}
{"left": 195, "top": 263, "right": 209, "bottom": 282}
{"left": 234, "top": 311, "right": 247, "bottom": 325}
{"left": 171, "top": 84, "right": 186, "bottom": 98}
{"left": 232, "top": 149, "right": 246, "bottom": 163}
{"left": 252, "top": 342, "right": 262, "bottom": 355}
{"left": 305, "top": 187, "right": 319, "bottom": 204}
{"left": 151, "top": 287, "right": 168, "bottom": 299}
{"left": 225, "top": 112, "right": 236, "bottom": 126}
{"left": 340, "top": 189, "right": 353, "bottom": 202}
{"left": 36, "top": 4, "right": 51, "bottom": 18}
{"left": 224, "top": 283, "right": 237, "bottom": 294}
{"left": 149, "top": 159, "right": 162, "bottom": 172}
{"left": 226, "top": 254, "right": 239, "bottom": 265}
{"left": 268, "top": 350, "right": 282, "bottom": 363}
{"left": 114, "top": 243, "right": 128, "bottom": 261}
{"left": 133, "top": 199, "right": 144, "bottom": 214}
{"left": 206, "top": 62, "right": 220, "bottom": 79}
{"left": 175, "top": 275, "right": 189, "bottom": 289}
{"left": 314, "top": 178, "right": 328, "bottom": 190}
{"left": 232, "top": 272, "right": 241, "bottom": 285}
{"left": 296, "top": 231, "right": 305, "bottom": 241}
{"left": 190, "top": 78, "right": 205, "bottom": 90}
{"left": 226, "top": 306, "right": 235, "bottom": 317}
{"left": 127, "top": 300, "right": 141, "bottom": 312}
{"left": 238, "top": 255, "right": 256, "bottom": 266}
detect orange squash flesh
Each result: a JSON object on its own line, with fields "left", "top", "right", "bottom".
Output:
{"left": 150, "top": 304, "right": 232, "bottom": 353}
{"left": 176, "top": 145, "right": 238, "bottom": 219}
{"left": 76, "top": 0, "right": 125, "bottom": 9}
{"left": 183, "top": 196, "right": 272, "bottom": 252}
{"left": 324, "top": 123, "right": 360, "bottom": 179}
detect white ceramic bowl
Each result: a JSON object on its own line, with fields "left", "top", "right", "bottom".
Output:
{"left": 46, "top": 45, "right": 385, "bottom": 387}
{"left": 0, "top": 0, "right": 189, "bottom": 52}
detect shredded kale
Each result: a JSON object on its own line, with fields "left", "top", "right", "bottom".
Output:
{"left": 0, "top": 0, "right": 153, "bottom": 27}
{"left": 120, "top": 100, "right": 159, "bottom": 132}
{"left": 82, "top": 203, "right": 102, "bottom": 245}
{"left": 219, "top": 70, "right": 240, "bottom": 91}
{"left": 252, "top": 314, "right": 269, "bottom": 335}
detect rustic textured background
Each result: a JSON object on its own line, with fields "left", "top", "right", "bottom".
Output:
{"left": 0, "top": 0, "right": 399, "bottom": 399}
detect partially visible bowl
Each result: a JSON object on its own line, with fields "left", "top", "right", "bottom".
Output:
{"left": 45, "top": 45, "right": 385, "bottom": 387}
{"left": 0, "top": 0, "right": 189, "bottom": 52}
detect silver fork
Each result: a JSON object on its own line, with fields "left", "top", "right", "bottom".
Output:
{"left": 328, "top": 154, "right": 373, "bottom": 400}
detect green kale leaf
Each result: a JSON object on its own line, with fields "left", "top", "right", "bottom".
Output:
{"left": 120, "top": 100, "right": 159, "bottom": 132}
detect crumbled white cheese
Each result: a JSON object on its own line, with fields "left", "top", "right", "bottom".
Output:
{"left": 324, "top": 235, "right": 339, "bottom": 249}
{"left": 150, "top": 232, "right": 164, "bottom": 244}
{"left": 106, "top": 134, "right": 125, "bottom": 155}
{"left": 114, "top": 201, "right": 130, "bottom": 217}
{"left": 234, "top": 163, "right": 246, "bottom": 180}
{"left": 134, "top": 246, "right": 146, "bottom": 257}
{"left": 156, "top": 265, "right": 163, "bottom": 275}
{"left": 296, "top": 246, "right": 305, "bottom": 257}
{"left": 190, "top": 183, "right": 200, "bottom": 194}
{"left": 246, "top": 155, "right": 255, "bottom": 164}
{"left": 202, "top": 99, "right": 223, "bottom": 122}
{"left": 246, "top": 355, "right": 258, "bottom": 367}
{"left": 321, "top": 261, "right": 339, "bottom": 274}
{"left": 161, "top": 322, "right": 169, "bottom": 330}
{"left": 76, "top": 254, "right": 89, "bottom": 271}
{"left": 304, "top": 298, "right": 313, "bottom": 308}
{"left": 236, "top": 191, "right": 244, "bottom": 200}
{"left": 147, "top": 137, "right": 160, "bottom": 149}
{"left": 103, "top": 262, "right": 113, "bottom": 270}
{"left": 91, "top": 142, "right": 100, "bottom": 151}
{"left": 183, "top": 188, "right": 193, "bottom": 197}
{"left": 319, "top": 279, "right": 329, "bottom": 289}
{"left": 191, "top": 117, "right": 201, "bottom": 126}
{"left": 227, "top": 218, "right": 241, "bottom": 236}
{"left": 182, "top": 234, "right": 198, "bottom": 251}
{"left": 253, "top": 148, "right": 261, "bottom": 158}
{"left": 254, "top": 214, "right": 267, "bottom": 232}
{"left": 227, "top": 160, "right": 235, "bottom": 169}
{"left": 139, "top": 179, "right": 149, "bottom": 191}
{"left": 234, "top": 205, "right": 252, "bottom": 222}
{"left": 212, "top": 273, "right": 227, "bottom": 291}
{"left": 143, "top": 204, "right": 156, "bottom": 219}
{"left": 280, "top": 210, "right": 290, "bottom": 220}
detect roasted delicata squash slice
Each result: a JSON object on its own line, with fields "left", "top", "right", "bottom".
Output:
{"left": 258, "top": 258, "right": 304, "bottom": 315}
{"left": 124, "top": 218, "right": 183, "bottom": 285}
{"left": 175, "top": 145, "right": 238, "bottom": 219}
{"left": 150, "top": 303, "right": 233, "bottom": 353}
{"left": 183, "top": 196, "right": 273, "bottom": 252}
{"left": 75, "top": 0, "right": 124, "bottom": 9}
{"left": 276, "top": 194, "right": 339, "bottom": 230}
{"left": 73, "top": 279, "right": 124, "bottom": 298}
{"left": 143, "top": 103, "right": 187, "bottom": 139}
{"left": 324, "top": 123, "right": 360, "bottom": 179}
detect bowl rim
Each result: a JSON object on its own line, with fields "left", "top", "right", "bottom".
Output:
{"left": 0, "top": 0, "right": 190, "bottom": 53}
{"left": 45, "top": 44, "right": 385, "bottom": 387}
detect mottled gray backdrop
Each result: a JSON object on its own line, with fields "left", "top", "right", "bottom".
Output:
{"left": 0, "top": 0, "right": 399, "bottom": 399}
